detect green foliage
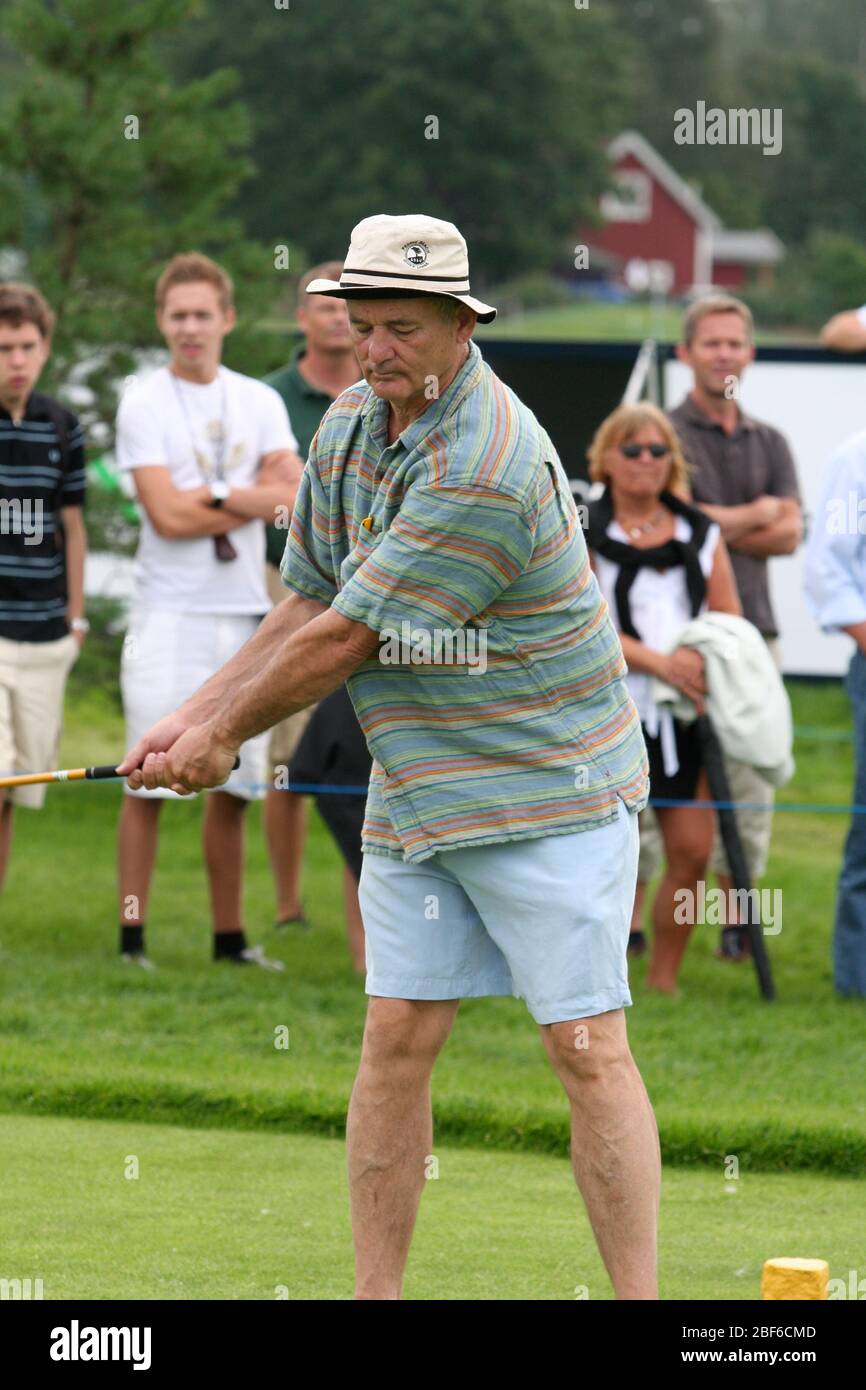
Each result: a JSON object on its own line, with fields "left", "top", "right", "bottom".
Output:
{"left": 66, "top": 593, "right": 127, "bottom": 711}
{"left": 168, "top": 0, "right": 631, "bottom": 285}
{"left": 746, "top": 232, "right": 866, "bottom": 330}
{"left": 741, "top": 57, "right": 866, "bottom": 253}
{"left": 80, "top": 469, "right": 139, "bottom": 555}
{"left": 592, "top": 2, "right": 866, "bottom": 263}
{"left": 607, "top": 0, "right": 727, "bottom": 149}
{"left": 484, "top": 272, "right": 575, "bottom": 319}
{"left": 722, "top": 0, "right": 866, "bottom": 80}
{"left": 0, "top": 0, "right": 299, "bottom": 437}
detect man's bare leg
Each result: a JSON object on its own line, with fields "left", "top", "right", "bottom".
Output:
{"left": 117, "top": 796, "right": 162, "bottom": 923}
{"left": 647, "top": 789, "right": 713, "bottom": 993}
{"left": 0, "top": 796, "right": 14, "bottom": 896}
{"left": 263, "top": 787, "right": 307, "bottom": 921}
{"left": 343, "top": 866, "right": 366, "bottom": 973}
{"left": 203, "top": 790, "right": 248, "bottom": 934}
{"left": 630, "top": 878, "right": 647, "bottom": 936}
{"left": 347, "top": 997, "right": 460, "bottom": 1300}
{"left": 540, "top": 1008, "right": 660, "bottom": 1300}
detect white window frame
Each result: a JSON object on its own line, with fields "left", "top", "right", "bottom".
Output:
{"left": 600, "top": 169, "right": 652, "bottom": 223}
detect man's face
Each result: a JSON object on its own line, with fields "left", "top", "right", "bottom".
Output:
{"left": 156, "top": 282, "right": 236, "bottom": 371}
{"left": 297, "top": 294, "right": 353, "bottom": 354}
{"left": 0, "top": 321, "right": 50, "bottom": 407}
{"left": 347, "top": 298, "right": 474, "bottom": 409}
{"left": 677, "top": 311, "right": 754, "bottom": 399}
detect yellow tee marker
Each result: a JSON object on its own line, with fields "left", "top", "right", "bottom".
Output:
{"left": 761, "top": 1257, "right": 829, "bottom": 1300}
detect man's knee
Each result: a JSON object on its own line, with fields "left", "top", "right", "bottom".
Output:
{"left": 543, "top": 1012, "right": 631, "bottom": 1082}
{"left": 666, "top": 847, "right": 710, "bottom": 883}
{"left": 361, "top": 997, "right": 457, "bottom": 1075}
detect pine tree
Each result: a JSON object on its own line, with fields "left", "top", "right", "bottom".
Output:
{"left": 0, "top": 0, "right": 296, "bottom": 432}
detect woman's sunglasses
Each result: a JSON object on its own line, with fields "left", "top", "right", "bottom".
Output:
{"left": 620, "top": 443, "right": 671, "bottom": 459}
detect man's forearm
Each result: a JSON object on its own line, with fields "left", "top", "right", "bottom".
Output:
{"left": 165, "top": 495, "right": 248, "bottom": 538}
{"left": 180, "top": 591, "right": 328, "bottom": 723}
{"left": 732, "top": 515, "right": 802, "bottom": 558}
{"left": 698, "top": 501, "right": 761, "bottom": 543}
{"left": 211, "top": 610, "right": 380, "bottom": 747}
{"left": 223, "top": 483, "right": 298, "bottom": 523}
{"left": 843, "top": 621, "right": 866, "bottom": 654}
{"left": 65, "top": 530, "right": 86, "bottom": 618}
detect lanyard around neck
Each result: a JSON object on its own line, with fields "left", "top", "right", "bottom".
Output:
{"left": 170, "top": 369, "right": 228, "bottom": 481}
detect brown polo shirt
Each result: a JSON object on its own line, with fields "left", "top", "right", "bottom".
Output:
{"left": 668, "top": 394, "right": 801, "bottom": 637}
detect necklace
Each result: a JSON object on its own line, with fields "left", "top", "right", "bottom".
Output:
{"left": 616, "top": 506, "right": 665, "bottom": 540}
{"left": 169, "top": 368, "right": 237, "bottom": 563}
{"left": 169, "top": 368, "right": 229, "bottom": 482}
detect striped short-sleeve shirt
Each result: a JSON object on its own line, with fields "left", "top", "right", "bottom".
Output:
{"left": 0, "top": 393, "right": 87, "bottom": 642}
{"left": 282, "top": 339, "right": 648, "bottom": 863}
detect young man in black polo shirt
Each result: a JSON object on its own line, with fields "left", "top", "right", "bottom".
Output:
{"left": 0, "top": 282, "right": 87, "bottom": 893}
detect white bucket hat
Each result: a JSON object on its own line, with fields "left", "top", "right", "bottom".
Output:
{"left": 305, "top": 213, "right": 497, "bottom": 322}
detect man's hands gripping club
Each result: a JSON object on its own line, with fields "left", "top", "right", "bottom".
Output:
{"left": 116, "top": 592, "right": 379, "bottom": 795}
{"left": 119, "top": 715, "right": 241, "bottom": 796}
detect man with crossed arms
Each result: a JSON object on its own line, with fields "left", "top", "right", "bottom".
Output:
{"left": 119, "top": 215, "right": 658, "bottom": 1300}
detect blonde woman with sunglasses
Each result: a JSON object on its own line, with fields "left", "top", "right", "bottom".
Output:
{"left": 586, "top": 403, "right": 740, "bottom": 993}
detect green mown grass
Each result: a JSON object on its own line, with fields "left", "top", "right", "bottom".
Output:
{"left": 0, "top": 680, "right": 863, "bottom": 1175}
{"left": 1, "top": 1114, "right": 861, "bottom": 1300}
{"left": 264, "top": 302, "right": 813, "bottom": 346}
{"left": 475, "top": 301, "right": 811, "bottom": 345}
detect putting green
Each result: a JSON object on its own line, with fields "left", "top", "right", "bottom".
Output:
{"left": 1, "top": 1114, "right": 863, "bottom": 1300}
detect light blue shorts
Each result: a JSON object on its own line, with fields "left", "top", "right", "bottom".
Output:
{"left": 358, "top": 796, "right": 639, "bottom": 1026}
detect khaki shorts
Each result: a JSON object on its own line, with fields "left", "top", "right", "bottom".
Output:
{"left": 0, "top": 632, "right": 79, "bottom": 808}
{"left": 265, "top": 563, "right": 314, "bottom": 771}
{"left": 638, "top": 636, "right": 781, "bottom": 883}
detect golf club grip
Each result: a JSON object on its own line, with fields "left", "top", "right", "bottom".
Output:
{"left": 86, "top": 757, "right": 240, "bottom": 780}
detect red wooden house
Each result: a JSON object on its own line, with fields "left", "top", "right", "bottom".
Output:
{"left": 583, "top": 130, "right": 784, "bottom": 295}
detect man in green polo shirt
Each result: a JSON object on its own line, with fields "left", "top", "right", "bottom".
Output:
{"left": 262, "top": 262, "right": 362, "bottom": 931}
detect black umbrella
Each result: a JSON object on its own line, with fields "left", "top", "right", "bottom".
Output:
{"left": 696, "top": 713, "right": 776, "bottom": 1001}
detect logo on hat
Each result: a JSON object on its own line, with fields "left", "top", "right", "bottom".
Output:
{"left": 402, "top": 241, "right": 430, "bottom": 268}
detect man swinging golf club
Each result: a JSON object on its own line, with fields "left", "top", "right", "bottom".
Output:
{"left": 119, "top": 214, "right": 660, "bottom": 1301}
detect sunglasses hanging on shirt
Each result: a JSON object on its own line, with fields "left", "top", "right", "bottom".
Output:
{"left": 170, "top": 371, "right": 238, "bottom": 562}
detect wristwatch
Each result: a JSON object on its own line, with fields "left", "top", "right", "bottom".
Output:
{"left": 208, "top": 480, "right": 231, "bottom": 508}
{"left": 70, "top": 617, "right": 90, "bottom": 634}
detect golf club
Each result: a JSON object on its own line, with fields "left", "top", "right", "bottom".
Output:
{"left": 0, "top": 756, "right": 241, "bottom": 790}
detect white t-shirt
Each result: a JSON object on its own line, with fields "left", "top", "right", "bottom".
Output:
{"left": 116, "top": 365, "right": 297, "bottom": 613}
{"left": 594, "top": 513, "right": 719, "bottom": 729}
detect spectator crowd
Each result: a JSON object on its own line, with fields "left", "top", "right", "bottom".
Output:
{"left": 1, "top": 257, "right": 866, "bottom": 1000}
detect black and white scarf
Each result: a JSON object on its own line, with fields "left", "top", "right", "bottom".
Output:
{"left": 585, "top": 488, "right": 712, "bottom": 640}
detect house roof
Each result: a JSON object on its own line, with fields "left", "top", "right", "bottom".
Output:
{"left": 710, "top": 228, "right": 785, "bottom": 265}
{"left": 607, "top": 130, "right": 722, "bottom": 231}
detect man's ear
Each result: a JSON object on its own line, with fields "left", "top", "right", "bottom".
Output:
{"left": 675, "top": 342, "right": 691, "bottom": 367}
{"left": 456, "top": 308, "right": 477, "bottom": 343}
{"left": 223, "top": 305, "right": 237, "bottom": 336}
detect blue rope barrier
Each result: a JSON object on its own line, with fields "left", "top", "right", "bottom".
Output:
{"left": 649, "top": 798, "right": 866, "bottom": 814}
{"left": 221, "top": 783, "right": 866, "bottom": 815}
